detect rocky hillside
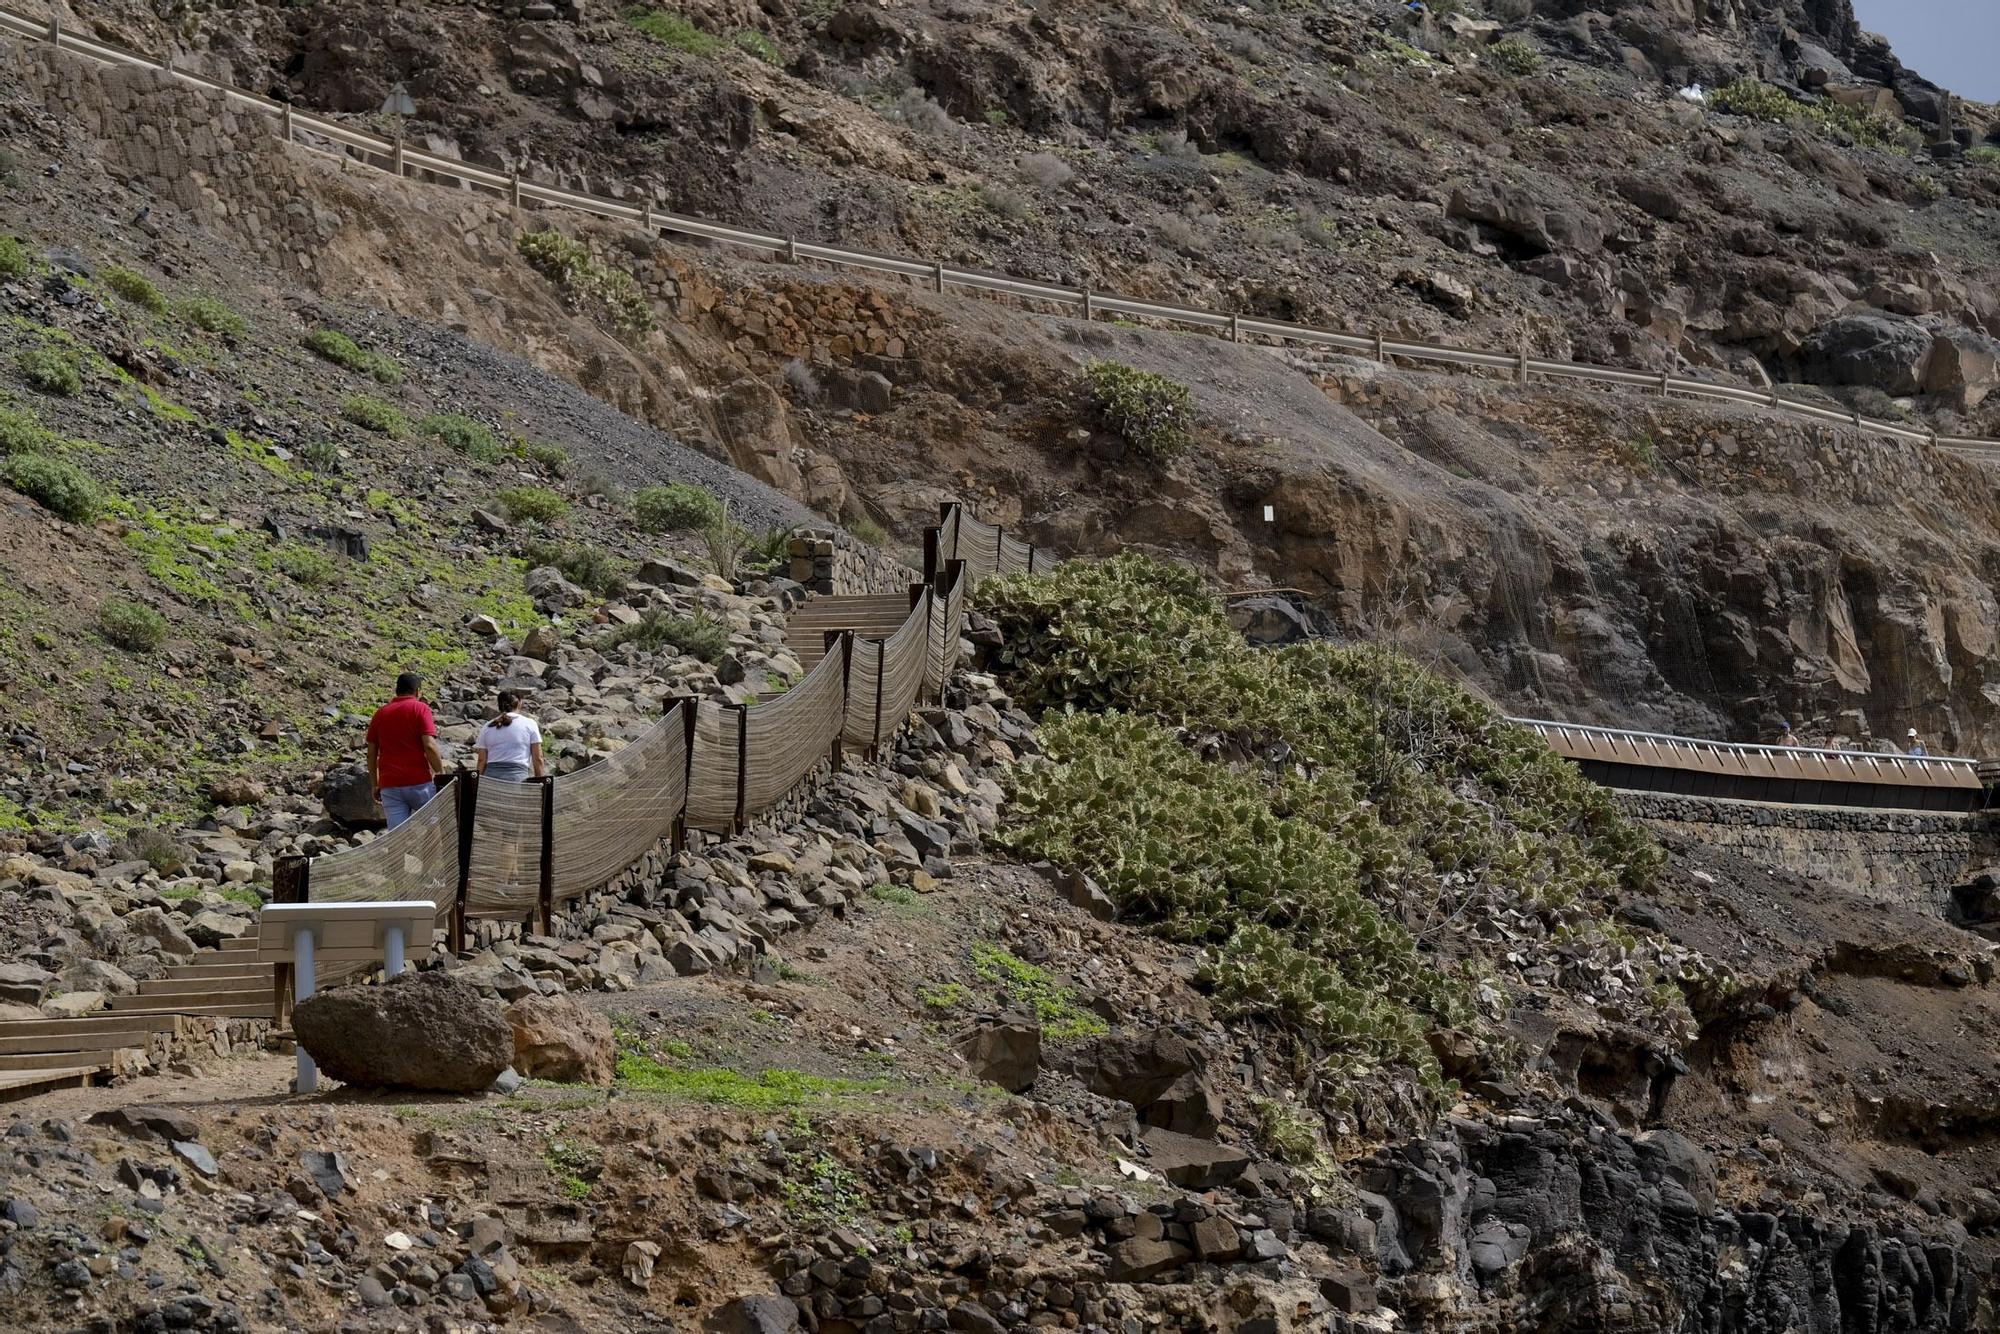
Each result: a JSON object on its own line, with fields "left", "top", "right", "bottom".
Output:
{"left": 23, "top": 0, "right": 2000, "bottom": 746}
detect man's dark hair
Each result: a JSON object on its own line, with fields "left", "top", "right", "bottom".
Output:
{"left": 394, "top": 672, "right": 422, "bottom": 697}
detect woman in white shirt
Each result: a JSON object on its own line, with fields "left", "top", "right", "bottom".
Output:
{"left": 475, "top": 691, "right": 545, "bottom": 784}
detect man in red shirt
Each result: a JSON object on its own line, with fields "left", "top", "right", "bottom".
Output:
{"left": 366, "top": 672, "right": 446, "bottom": 828}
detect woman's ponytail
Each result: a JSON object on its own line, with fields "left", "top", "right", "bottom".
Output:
{"left": 493, "top": 690, "right": 520, "bottom": 728}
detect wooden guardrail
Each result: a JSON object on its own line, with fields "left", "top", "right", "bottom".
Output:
{"left": 3, "top": 4, "right": 1998, "bottom": 462}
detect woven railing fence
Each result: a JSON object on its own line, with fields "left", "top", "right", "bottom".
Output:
{"left": 286, "top": 540, "right": 986, "bottom": 949}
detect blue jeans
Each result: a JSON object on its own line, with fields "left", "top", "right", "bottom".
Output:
{"left": 380, "top": 782, "right": 437, "bottom": 829}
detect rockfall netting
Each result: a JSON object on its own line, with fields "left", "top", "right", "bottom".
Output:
{"left": 298, "top": 506, "right": 1003, "bottom": 926}
{"left": 938, "top": 509, "right": 1043, "bottom": 580}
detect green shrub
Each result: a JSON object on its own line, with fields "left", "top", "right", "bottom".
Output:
{"left": 418, "top": 413, "right": 503, "bottom": 461}
{"left": 4, "top": 454, "right": 103, "bottom": 521}
{"left": 847, "top": 515, "right": 888, "bottom": 547}
{"left": 602, "top": 609, "right": 728, "bottom": 661}
{"left": 306, "top": 328, "right": 404, "bottom": 384}
{"left": 1711, "top": 78, "right": 1913, "bottom": 149}
{"left": 735, "top": 30, "right": 781, "bottom": 63}
{"left": 1487, "top": 38, "right": 1541, "bottom": 76}
{"left": 985, "top": 555, "right": 1678, "bottom": 1105}
{"left": 341, "top": 394, "right": 408, "bottom": 437}
{"left": 0, "top": 403, "right": 57, "bottom": 456}
{"left": 701, "top": 512, "right": 751, "bottom": 580}
{"left": 628, "top": 8, "right": 723, "bottom": 54}
{"left": 97, "top": 598, "right": 167, "bottom": 651}
{"left": 104, "top": 266, "right": 168, "bottom": 315}
{"left": 633, "top": 481, "right": 723, "bottom": 532}
{"left": 276, "top": 545, "right": 341, "bottom": 587}
{"left": 18, "top": 348, "right": 82, "bottom": 396}
{"left": 122, "top": 827, "right": 187, "bottom": 875}
{"left": 497, "top": 485, "right": 570, "bottom": 524}
{"left": 516, "top": 230, "right": 655, "bottom": 331}
{"left": 178, "top": 295, "right": 247, "bottom": 337}
{"left": 1085, "top": 361, "right": 1194, "bottom": 463}
{"left": 0, "top": 235, "right": 26, "bottom": 280}
{"left": 520, "top": 439, "right": 569, "bottom": 474}
{"left": 297, "top": 440, "right": 342, "bottom": 473}
{"left": 522, "top": 539, "right": 625, "bottom": 594}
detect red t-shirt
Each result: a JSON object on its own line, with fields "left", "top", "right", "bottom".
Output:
{"left": 367, "top": 696, "right": 438, "bottom": 789}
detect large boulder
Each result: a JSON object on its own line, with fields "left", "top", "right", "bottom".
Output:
{"left": 1795, "top": 313, "right": 1933, "bottom": 395}
{"left": 1083, "top": 1028, "right": 1223, "bottom": 1138}
{"left": 294, "top": 971, "right": 514, "bottom": 1092}
{"left": 954, "top": 1017, "right": 1041, "bottom": 1092}
{"left": 320, "top": 763, "right": 383, "bottom": 828}
{"left": 1922, "top": 328, "right": 2000, "bottom": 411}
{"left": 504, "top": 994, "right": 616, "bottom": 1085}
{"left": 1447, "top": 180, "right": 1603, "bottom": 257}
{"left": 0, "top": 963, "right": 53, "bottom": 1007}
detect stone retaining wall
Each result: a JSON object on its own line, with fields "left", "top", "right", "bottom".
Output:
{"left": 1620, "top": 792, "right": 1997, "bottom": 912}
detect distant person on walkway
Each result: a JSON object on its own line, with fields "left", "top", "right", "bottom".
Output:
{"left": 367, "top": 672, "right": 445, "bottom": 829}
{"left": 1908, "top": 728, "right": 1928, "bottom": 757}
{"left": 1777, "top": 720, "right": 1799, "bottom": 747}
{"left": 475, "top": 690, "right": 544, "bottom": 785}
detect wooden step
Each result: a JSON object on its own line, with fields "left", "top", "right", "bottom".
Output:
{"left": 214, "top": 937, "right": 259, "bottom": 952}
{"left": 94, "top": 1000, "right": 272, "bottom": 1024}
{"left": 0, "top": 1049, "right": 122, "bottom": 1072}
{"left": 163, "top": 962, "right": 271, "bottom": 981}
{"left": 0, "top": 1014, "right": 180, "bottom": 1039}
{"left": 136, "top": 976, "right": 273, "bottom": 998}
{"left": 0, "top": 1028, "right": 154, "bottom": 1055}
{"left": 0, "top": 1066, "right": 102, "bottom": 1098}
{"left": 108, "top": 989, "right": 269, "bottom": 1013}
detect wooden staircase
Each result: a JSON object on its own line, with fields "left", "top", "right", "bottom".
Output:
{"left": 785, "top": 593, "right": 922, "bottom": 674}
{"left": 0, "top": 936, "right": 276, "bottom": 1100}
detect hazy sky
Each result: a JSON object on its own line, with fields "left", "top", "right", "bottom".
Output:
{"left": 1851, "top": 0, "right": 2000, "bottom": 103}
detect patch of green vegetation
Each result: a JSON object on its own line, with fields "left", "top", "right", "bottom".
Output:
{"left": 177, "top": 296, "right": 247, "bottom": 338}
{"left": 868, "top": 882, "right": 922, "bottom": 907}
{"left": 519, "top": 439, "right": 568, "bottom": 474}
{"left": 497, "top": 485, "right": 569, "bottom": 524}
{"left": 535, "top": 1135, "right": 601, "bottom": 1199}
{"left": 601, "top": 609, "right": 728, "bottom": 661}
{"left": 521, "top": 539, "right": 625, "bottom": 594}
{"left": 306, "top": 328, "right": 404, "bottom": 384}
{"left": 1711, "top": 78, "right": 1915, "bottom": 150}
{"left": 615, "top": 1053, "right": 891, "bottom": 1108}
{"left": 735, "top": 30, "right": 782, "bottom": 63}
{"left": 97, "top": 598, "right": 167, "bottom": 651}
{"left": 341, "top": 394, "right": 408, "bottom": 437}
{"left": 1969, "top": 145, "right": 2000, "bottom": 167}
{"left": 297, "top": 440, "right": 342, "bottom": 474}
{"left": 628, "top": 8, "right": 724, "bottom": 55}
{"left": 4, "top": 454, "right": 104, "bottom": 520}
{"left": 918, "top": 981, "right": 970, "bottom": 1009}
{"left": 112, "top": 502, "right": 255, "bottom": 612}
{"left": 18, "top": 347, "right": 83, "bottom": 396}
{"left": 0, "top": 402, "right": 58, "bottom": 456}
{"left": 419, "top": 413, "right": 503, "bottom": 461}
{"left": 1487, "top": 38, "right": 1541, "bottom": 77}
{"left": 1250, "top": 1096, "right": 1337, "bottom": 1192}
{"left": 780, "top": 1152, "right": 867, "bottom": 1228}
{"left": 276, "top": 544, "right": 341, "bottom": 588}
{"left": 985, "top": 556, "right": 1675, "bottom": 1105}
{"left": 636, "top": 484, "right": 722, "bottom": 535}
{"left": 1617, "top": 432, "right": 1659, "bottom": 473}
{"left": 0, "top": 235, "right": 27, "bottom": 280}
{"left": 159, "top": 882, "right": 262, "bottom": 907}
{"left": 131, "top": 381, "right": 198, "bottom": 426}
{"left": 224, "top": 430, "right": 308, "bottom": 483}
{"left": 516, "top": 230, "right": 655, "bottom": 332}
{"left": 104, "top": 266, "right": 169, "bottom": 315}
{"left": 970, "top": 942, "right": 1108, "bottom": 1041}
{"left": 1085, "top": 361, "right": 1194, "bottom": 463}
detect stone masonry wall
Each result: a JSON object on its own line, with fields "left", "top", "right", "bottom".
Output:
{"left": 1619, "top": 792, "right": 1998, "bottom": 913}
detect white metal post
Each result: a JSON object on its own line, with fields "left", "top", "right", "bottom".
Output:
{"left": 384, "top": 925, "right": 405, "bottom": 977}
{"left": 294, "top": 926, "right": 317, "bottom": 1093}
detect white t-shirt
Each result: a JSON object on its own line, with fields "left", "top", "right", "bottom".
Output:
{"left": 476, "top": 713, "right": 542, "bottom": 769}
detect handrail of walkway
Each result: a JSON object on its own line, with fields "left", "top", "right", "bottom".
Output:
{"left": 4, "top": 4, "right": 2000, "bottom": 460}
{"left": 1510, "top": 715, "right": 1983, "bottom": 789}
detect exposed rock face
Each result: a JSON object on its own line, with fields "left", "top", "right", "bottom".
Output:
{"left": 319, "top": 764, "right": 384, "bottom": 829}
{"left": 954, "top": 1017, "right": 1041, "bottom": 1092}
{"left": 504, "top": 993, "right": 616, "bottom": 1085}
{"left": 1082, "top": 1028, "right": 1222, "bottom": 1138}
{"left": 294, "top": 972, "right": 515, "bottom": 1092}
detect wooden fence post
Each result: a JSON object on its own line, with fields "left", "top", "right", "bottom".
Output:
{"left": 537, "top": 776, "right": 556, "bottom": 936}
{"left": 49, "top": 11, "right": 59, "bottom": 43}
{"left": 451, "top": 770, "right": 478, "bottom": 955}
{"left": 673, "top": 699, "right": 697, "bottom": 853}
{"left": 912, "top": 583, "right": 933, "bottom": 704}
{"left": 826, "top": 631, "right": 851, "bottom": 772}
{"left": 994, "top": 523, "right": 1005, "bottom": 572}
{"left": 870, "top": 638, "right": 886, "bottom": 759}
{"left": 732, "top": 704, "right": 749, "bottom": 835}
{"left": 280, "top": 104, "right": 293, "bottom": 144}
{"left": 272, "top": 856, "right": 310, "bottom": 1027}
{"left": 922, "top": 526, "right": 939, "bottom": 583}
